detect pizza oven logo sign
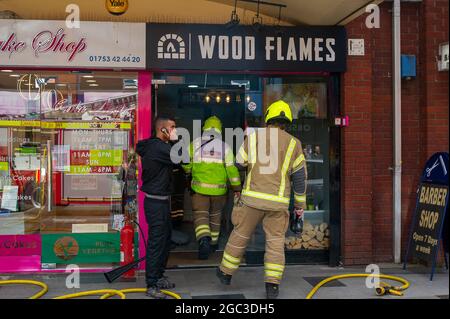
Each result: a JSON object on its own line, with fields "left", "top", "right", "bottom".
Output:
{"left": 54, "top": 236, "right": 79, "bottom": 261}
{"left": 157, "top": 34, "right": 186, "bottom": 60}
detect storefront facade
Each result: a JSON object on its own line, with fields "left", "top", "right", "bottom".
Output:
{"left": 0, "top": 19, "right": 149, "bottom": 272}
{"left": 0, "top": 19, "right": 346, "bottom": 271}
{"left": 0, "top": 0, "right": 448, "bottom": 272}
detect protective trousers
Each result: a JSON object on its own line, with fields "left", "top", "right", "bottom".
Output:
{"left": 144, "top": 197, "right": 172, "bottom": 288}
{"left": 220, "top": 202, "right": 289, "bottom": 285}
{"left": 192, "top": 192, "right": 227, "bottom": 245}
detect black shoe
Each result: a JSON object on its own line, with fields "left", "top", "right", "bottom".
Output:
{"left": 210, "top": 244, "right": 219, "bottom": 253}
{"left": 216, "top": 267, "right": 232, "bottom": 285}
{"left": 146, "top": 286, "right": 167, "bottom": 299}
{"left": 198, "top": 237, "right": 211, "bottom": 260}
{"left": 265, "top": 283, "right": 279, "bottom": 299}
{"left": 157, "top": 276, "right": 176, "bottom": 289}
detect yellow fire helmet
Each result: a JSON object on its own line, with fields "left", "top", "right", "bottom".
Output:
{"left": 203, "top": 116, "right": 223, "bottom": 133}
{"left": 264, "top": 100, "right": 293, "bottom": 124}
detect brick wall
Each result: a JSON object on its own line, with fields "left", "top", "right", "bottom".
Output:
{"left": 341, "top": 0, "right": 448, "bottom": 265}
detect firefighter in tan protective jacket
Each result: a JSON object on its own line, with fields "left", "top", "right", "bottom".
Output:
{"left": 216, "top": 100, "right": 307, "bottom": 299}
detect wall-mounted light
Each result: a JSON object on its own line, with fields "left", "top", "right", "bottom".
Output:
{"left": 226, "top": 95, "right": 231, "bottom": 103}
{"left": 252, "top": 0, "right": 263, "bottom": 32}
{"left": 225, "top": 0, "right": 240, "bottom": 30}
{"left": 246, "top": 95, "right": 251, "bottom": 103}
{"left": 216, "top": 95, "right": 221, "bottom": 103}
{"left": 205, "top": 95, "right": 211, "bottom": 103}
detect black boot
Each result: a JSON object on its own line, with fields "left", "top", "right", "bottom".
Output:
{"left": 266, "top": 283, "right": 279, "bottom": 299}
{"left": 210, "top": 243, "right": 219, "bottom": 253}
{"left": 216, "top": 267, "right": 232, "bottom": 285}
{"left": 198, "top": 237, "right": 211, "bottom": 260}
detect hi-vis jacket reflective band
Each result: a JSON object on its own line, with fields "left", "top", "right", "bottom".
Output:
{"left": 278, "top": 139, "right": 297, "bottom": 197}
{"left": 242, "top": 134, "right": 297, "bottom": 205}
{"left": 191, "top": 181, "right": 227, "bottom": 189}
{"left": 293, "top": 154, "right": 306, "bottom": 170}
{"left": 238, "top": 147, "right": 248, "bottom": 163}
{"left": 183, "top": 137, "right": 242, "bottom": 196}
{"left": 295, "top": 194, "right": 306, "bottom": 203}
{"left": 221, "top": 252, "right": 241, "bottom": 270}
{"left": 241, "top": 190, "right": 290, "bottom": 204}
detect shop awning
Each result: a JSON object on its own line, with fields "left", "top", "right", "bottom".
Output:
{"left": 0, "top": 0, "right": 383, "bottom": 26}
{"left": 209, "top": 0, "right": 385, "bottom": 25}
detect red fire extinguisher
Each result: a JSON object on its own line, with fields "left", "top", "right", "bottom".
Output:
{"left": 120, "top": 217, "right": 135, "bottom": 279}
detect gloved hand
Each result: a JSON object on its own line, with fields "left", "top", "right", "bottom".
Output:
{"left": 289, "top": 207, "right": 304, "bottom": 234}
{"left": 185, "top": 174, "right": 195, "bottom": 195}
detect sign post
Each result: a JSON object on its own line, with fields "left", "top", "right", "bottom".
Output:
{"left": 403, "top": 152, "right": 449, "bottom": 280}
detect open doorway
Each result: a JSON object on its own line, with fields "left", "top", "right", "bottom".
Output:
{"left": 152, "top": 81, "right": 246, "bottom": 267}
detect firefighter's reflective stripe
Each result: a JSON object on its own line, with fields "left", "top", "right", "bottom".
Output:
{"left": 224, "top": 252, "right": 240, "bottom": 264}
{"left": 221, "top": 252, "right": 241, "bottom": 270}
{"left": 265, "top": 263, "right": 285, "bottom": 272}
{"left": 238, "top": 147, "right": 248, "bottom": 163}
{"left": 293, "top": 153, "right": 306, "bottom": 170}
{"left": 241, "top": 190, "right": 290, "bottom": 204}
{"left": 265, "top": 263, "right": 285, "bottom": 279}
{"left": 192, "top": 181, "right": 227, "bottom": 189}
{"left": 195, "top": 225, "right": 211, "bottom": 237}
{"left": 211, "top": 231, "right": 220, "bottom": 241}
{"left": 265, "top": 270, "right": 283, "bottom": 279}
{"left": 278, "top": 139, "right": 297, "bottom": 197}
{"left": 294, "top": 194, "right": 306, "bottom": 203}
{"left": 245, "top": 133, "right": 257, "bottom": 191}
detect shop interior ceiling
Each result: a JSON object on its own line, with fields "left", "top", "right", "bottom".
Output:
{"left": 0, "top": 0, "right": 383, "bottom": 26}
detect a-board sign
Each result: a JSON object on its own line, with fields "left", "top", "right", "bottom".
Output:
{"left": 404, "top": 152, "right": 449, "bottom": 280}
{"left": 409, "top": 183, "right": 448, "bottom": 261}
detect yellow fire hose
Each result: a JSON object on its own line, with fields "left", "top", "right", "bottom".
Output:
{"left": 0, "top": 280, "right": 48, "bottom": 299}
{"left": 100, "top": 288, "right": 182, "bottom": 299}
{"left": 53, "top": 289, "right": 127, "bottom": 299}
{"left": 306, "top": 273, "right": 410, "bottom": 299}
{"left": 0, "top": 273, "right": 408, "bottom": 299}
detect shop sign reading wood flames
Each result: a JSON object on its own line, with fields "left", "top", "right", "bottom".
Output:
{"left": 146, "top": 23, "right": 347, "bottom": 72}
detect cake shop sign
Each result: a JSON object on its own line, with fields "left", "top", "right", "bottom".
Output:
{"left": 1, "top": 28, "right": 87, "bottom": 62}
{"left": 0, "top": 19, "right": 146, "bottom": 69}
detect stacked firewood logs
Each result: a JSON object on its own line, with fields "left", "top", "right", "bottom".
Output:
{"left": 285, "top": 222, "right": 330, "bottom": 250}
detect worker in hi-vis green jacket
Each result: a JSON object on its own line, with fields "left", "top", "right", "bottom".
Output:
{"left": 182, "top": 116, "right": 242, "bottom": 260}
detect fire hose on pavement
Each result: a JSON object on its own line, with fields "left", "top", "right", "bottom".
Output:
{"left": 0, "top": 273, "right": 409, "bottom": 299}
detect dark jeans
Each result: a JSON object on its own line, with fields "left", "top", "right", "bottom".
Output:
{"left": 144, "top": 197, "right": 172, "bottom": 287}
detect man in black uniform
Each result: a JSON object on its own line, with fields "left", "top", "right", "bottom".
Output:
{"left": 136, "top": 115, "right": 178, "bottom": 299}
